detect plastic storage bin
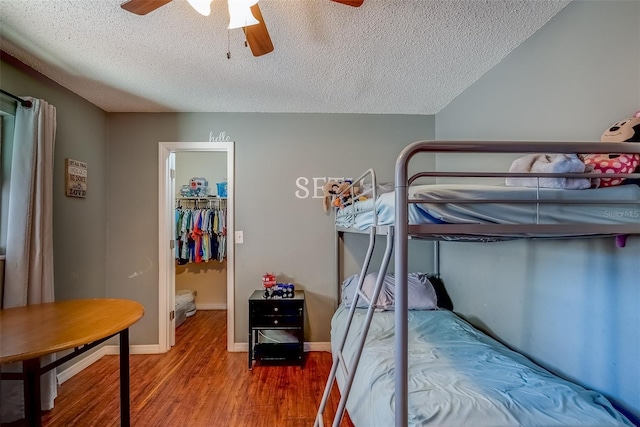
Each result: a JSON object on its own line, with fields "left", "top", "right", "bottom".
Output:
{"left": 216, "top": 181, "right": 227, "bottom": 198}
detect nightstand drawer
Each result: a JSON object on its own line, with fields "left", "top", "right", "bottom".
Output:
{"left": 250, "top": 301, "right": 302, "bottom": 317}
{"left": 251, "top": 315, "right": 302, "bottom": 328}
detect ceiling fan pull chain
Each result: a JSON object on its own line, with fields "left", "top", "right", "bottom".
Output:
{"left": 227, "top": 30, "right": 231, "bottom": 59}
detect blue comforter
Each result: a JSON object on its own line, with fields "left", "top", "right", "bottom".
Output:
{"left": 334, "top": 184, "right": 640, "bottom": 231}
{"left": 331, "top": 306, "right": 633, "bottom": 426}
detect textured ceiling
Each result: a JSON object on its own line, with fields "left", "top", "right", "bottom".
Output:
{"left": 0, "top": 0, "right": 570, "bottom": 114}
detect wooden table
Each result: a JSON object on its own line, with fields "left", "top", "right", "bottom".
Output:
{"left": 0, "top": 299, "right": 144, "bottom": 427}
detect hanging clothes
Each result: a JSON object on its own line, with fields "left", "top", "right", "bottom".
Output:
{"left": 175, "top": 198, "right": 227, "bottom": 265}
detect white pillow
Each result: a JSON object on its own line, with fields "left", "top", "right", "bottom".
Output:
{"left": 341, "top": 272, "right": 438, "bottom": 310}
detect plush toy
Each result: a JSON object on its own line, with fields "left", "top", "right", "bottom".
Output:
{"left": 323, "top": 180, "right": 349, "bottom": 212}
{"left": 322, "top": 179, "right": 365, "bottom": 212}
{"left": 584, "top": 111, "right": 640, "bottom": 187}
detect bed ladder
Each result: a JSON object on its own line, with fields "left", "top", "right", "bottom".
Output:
{"left": 314, "top": 227, "right": 394, "bottom": 427}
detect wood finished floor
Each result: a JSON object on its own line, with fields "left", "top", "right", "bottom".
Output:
{"left": 19, "top": 310, "right": 353, "bottom": 427}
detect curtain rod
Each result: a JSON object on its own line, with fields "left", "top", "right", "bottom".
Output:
{"left": 0, "top": 89, "right": 32, "bottom": 108}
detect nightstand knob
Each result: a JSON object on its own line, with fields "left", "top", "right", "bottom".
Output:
{"left": 274, "top": 307, "right": 279, "bottom": 312}
{"left": 273, "top": 320, "right": 279, "bottom": 325}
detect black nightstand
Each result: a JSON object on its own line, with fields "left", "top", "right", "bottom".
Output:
{"left": 248, "top": 290, "right": 305, "bottom": 369}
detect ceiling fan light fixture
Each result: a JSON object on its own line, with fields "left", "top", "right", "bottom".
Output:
{"left": 227, "top": 0, "right": 259, "bottom": 29}
{"left": 187, "top": 0, "right": 213, "bottom": 16}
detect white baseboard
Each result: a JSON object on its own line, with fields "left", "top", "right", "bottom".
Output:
{"left": 104, "top": 344, "right": 163, "bottom": 355}
{"left": 57, "top": 341, "right": 329, "bottom": 384}
{"left": 306, "top": 342, "right": 332, "bottom": 352}
{"left": 56, "top": 344, "right": 164, "bottom": 385}
{"left": 233, "top": 342, "right": 248, "bottom": 352}
{"left": 196, "top": 303, "right": 227, "bottom": 310}
{"left": 57, "top": 346, "right": 109, "bottom": 385}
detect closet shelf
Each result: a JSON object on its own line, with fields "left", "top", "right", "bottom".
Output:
{"left": 177, "top": 196, "right": 227, "bottom": 200}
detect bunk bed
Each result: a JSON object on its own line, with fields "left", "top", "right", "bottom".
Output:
{"left": 315, "top": 141, "right": 640, "bottom": 427}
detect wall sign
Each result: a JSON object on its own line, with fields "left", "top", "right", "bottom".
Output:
{"left": 65, "top": 158, "right": 87, "bottom": 198}
{"left": 294, "top": 176, "right": 351, "bottom": 199}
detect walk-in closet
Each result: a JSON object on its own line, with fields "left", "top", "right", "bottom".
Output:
{"left": 173, "top": 151, "right": 228, "bottom": 332}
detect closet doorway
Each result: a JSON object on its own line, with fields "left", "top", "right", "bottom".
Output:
{"left": 158, "top": 141, "right": 235, "bottom": 352}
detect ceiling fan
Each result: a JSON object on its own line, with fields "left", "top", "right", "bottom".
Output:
{"left": 119, "top": 0, "right": 364, "bottom": 57}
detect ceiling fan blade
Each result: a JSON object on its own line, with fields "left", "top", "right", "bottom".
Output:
{"left": 331, "top": 0, "right": 365, "bottom": 7}
{"left": 243, "top": 4, "right": 274, "bottom": 57}
{"left": 120, "top": 0, "right": 172, "bottom": 15}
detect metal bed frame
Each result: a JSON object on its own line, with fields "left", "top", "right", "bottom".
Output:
{"left": 317, "top": 140, "right": 640, "bottom": 427}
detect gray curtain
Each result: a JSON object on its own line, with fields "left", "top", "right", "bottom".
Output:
{"left": 1, "top": 98, "right": 57, "bottom": 422}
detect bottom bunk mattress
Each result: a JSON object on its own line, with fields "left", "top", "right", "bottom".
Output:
{"left": 175, "top": 289, "right": 197, "bottom": 328}
{"left": 331, "top": 305, "right": 633, "bottom": 426}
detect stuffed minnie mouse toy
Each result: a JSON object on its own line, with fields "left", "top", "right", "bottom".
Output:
{"left": 583, "top": 111, "right": 640, "bottom": 187}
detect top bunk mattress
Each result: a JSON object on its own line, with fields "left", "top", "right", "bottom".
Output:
{"left": 331, "top": 305, "right": 634, "bottom": 427}
{"left": 335, "top": 184, "right": 640, "bottom": 232}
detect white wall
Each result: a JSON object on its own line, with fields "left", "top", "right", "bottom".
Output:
{"left": 436, "top": 1, "right": 640, "bottom": 421}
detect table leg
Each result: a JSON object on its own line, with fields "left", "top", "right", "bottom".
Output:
{"left": 119, "top": 328, "right": 130, "bottom": 427}
{"left": 23, "top": 358, "right": 41, "bottom": 427}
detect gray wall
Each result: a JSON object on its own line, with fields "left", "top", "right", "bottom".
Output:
{"left": 436, "top": 1, "right": 639, "bottom": 421}
{"left": 1, "top": 51, "right": 434, "bottom": 352}
{"left": 0, "top": 55, "right": 109, "bottom": 302}
{"left": 4, "top": 0, "right": 637, "bottom": 419}
{"left": 106, "top": 113, "right": 434, "bottom": 343}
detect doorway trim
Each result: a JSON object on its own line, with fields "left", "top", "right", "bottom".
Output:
{"left": 158, "top": 141, "right": 235, "bottom": 352}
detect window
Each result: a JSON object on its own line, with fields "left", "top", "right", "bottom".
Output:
{"left": 0, "top": 107, "right": 16, "bottom": 255}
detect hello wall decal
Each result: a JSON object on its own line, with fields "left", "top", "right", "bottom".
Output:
{"left": 209, "top": 131, "right": 232, "bottom": 142}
